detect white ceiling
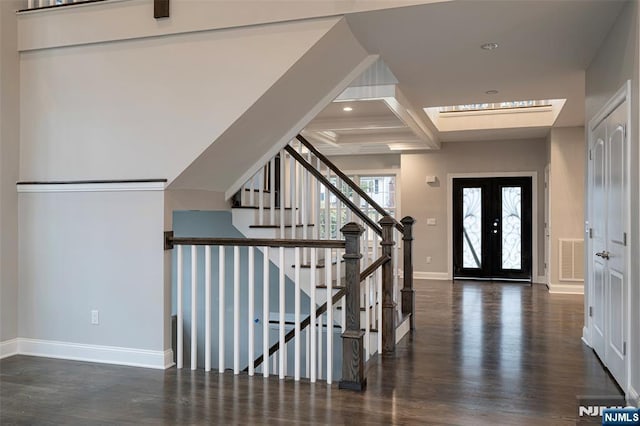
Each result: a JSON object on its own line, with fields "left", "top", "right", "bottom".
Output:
{"left": 304, "top": 0, "right": 626, "bottom": 156}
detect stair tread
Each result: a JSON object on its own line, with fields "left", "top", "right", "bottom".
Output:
{"left": 250, "top": 224, "right": 315, "bottom": 229}
{"left": 243, "top": 188, "right": 271, "bottom": 193}
{"left": 299, "top": 258, "right": 344, "bottom": 268}
{"left": 315, "top": 284, "right": 346, "bottom": 289}
{"left": 232, "top": 206, "right": 296, "bottom": 210}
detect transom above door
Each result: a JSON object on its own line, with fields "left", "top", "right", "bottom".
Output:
{"left": 453, "top": 177, "right": 533, "bottom": 280}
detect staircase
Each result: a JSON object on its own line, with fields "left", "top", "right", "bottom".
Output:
{"left": 167, "top": 134, "right": 416, "bottom": 390}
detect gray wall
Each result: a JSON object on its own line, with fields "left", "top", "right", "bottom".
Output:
{"left": 585, "top": 0, "right": 639, "bottom": 399}
{"left": 0, "top": 0, "right": 20, "bottom": 343}
{"left": 173, "top": 211, "right": 341, "bottom": 378}
{"left": 19, "top": 190, "right": 166, "bottom": 351}
{"left": 401, "top": 139, "right": 548, "bottom": 279}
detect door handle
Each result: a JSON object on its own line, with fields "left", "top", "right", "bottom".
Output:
{"left": 595, "top": 251, "right": 610, "bottom": 260}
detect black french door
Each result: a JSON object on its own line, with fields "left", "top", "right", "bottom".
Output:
{"left": 453, "top": 177, "right": 532, "bottom": 280}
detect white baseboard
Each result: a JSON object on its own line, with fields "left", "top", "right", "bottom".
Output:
{"left": 16, "top": 338, "right": 174, "bottom": 369}
{"left": 534, "top": 276, "right": 547, "bottom": 285}
{"left": 413, "top": 271, "right": 450, "bottom": 280}
{"left": 582, "top": 326, "right": 591, "bottom": 347}
{"left": 628, "top": 386, "right": 639, "bottom": 407}
{"left": 547, "top": 282, "right": 584, "bottom": 295}
{"left": 0, "top": 338, "right": 19, "bottom": 359}
{"left": 396, "top": 315, "right": 410, "bottom": 344}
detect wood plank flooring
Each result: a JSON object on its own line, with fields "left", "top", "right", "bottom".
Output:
{"left": 0, "top": 280, "right": 623, "bottom": 425}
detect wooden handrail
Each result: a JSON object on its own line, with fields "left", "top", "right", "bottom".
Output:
{"left": 249, "top": 252, "right": 389, "bottom": 371}
{"left": 285, "top": 145, "right": 383, "bottom": 236}
{"left": 360, "top": 254, "right": 391, "bottom": 282}
{"left": 165, "top": 234, "right": 345, "bottom": 250}
{"left": 296, "top": 134, "right": 405, "bottom": 234}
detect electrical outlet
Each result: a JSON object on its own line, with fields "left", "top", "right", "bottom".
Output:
{"left": 91, "top": 310, "right": 99, "bottom": 325}
{"left": 426, "top": 256, "right": 432, "bottom": 264}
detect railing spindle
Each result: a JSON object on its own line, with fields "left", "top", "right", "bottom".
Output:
{"left": 280, "top": 151, "right": 286, "bottom": 238}
{"left": 234, "top": 246, "right": 240, "bottom": 374}
{"left": 310, "top": 248, "right": 317, "bottom": 383}
{"left": 262, "top": 246, "right": 270, "bottom": 377}
{"left": 191, "top": 245, "right": 197, "bottom": 370}
{"left": 278, "top": 247, "right": 285, "bottom": 379}
{"left": 205, "top": 245, "right": 212, "bottom": 372}
{"left": 294, "top": 247, "right": 301, "bottom": 381}
{"left": 248, "top": 246, "right": 255, "bottom": 376}
{"left": 290, "top": 151, "right": 296, "bottom": 238}
{"left": 325, "top": 247, "right": 333, "bottom": 384}
{"left": 270, "top": 159, "right": 276, "bottom": 225}
{"left": 177, "top": 245, "right": 183, "bottom": 369}
{"left": 219, "top": 246, "right": 225, "bottom": 373}
{"left": 258, "top": 173, "right": 264, "bottom": 225}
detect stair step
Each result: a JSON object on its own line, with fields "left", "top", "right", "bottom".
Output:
{"left": 315, "top": 284, "right": 346, "bottom": 290}
{"left": 232, "top": 206, "right": 296, "bottom": 210}
{"left": 299, "top": 258, "right": 344, "bottom": 269}
{"left": 244, "top": 188, "right": 271, "bottom": 193}
{"left": 249, "top": 224, "right": 314, "bottom": 229}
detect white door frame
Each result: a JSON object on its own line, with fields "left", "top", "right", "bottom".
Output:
{"left": 585, "top": 80, "right": 631, "bottom": 396}
{"left": 446, "top": 171, "right": 539, "bottom": 281}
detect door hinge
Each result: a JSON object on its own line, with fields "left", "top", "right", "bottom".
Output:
{"left": 589, "top": 150, "right": 592, "bottom": 160}
{"left": 623, "top": 232, "right": 627, "bottom": 246}
{"left": 589, "top": 306, "right": 593, "bottom": 317}
{"left": 589, "top": 228, "right": 593, "bottom": 239}
{"left": 623, "top": 342, "right": 627, "bottom": 356}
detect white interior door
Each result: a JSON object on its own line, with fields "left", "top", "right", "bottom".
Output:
{"left": 590, "top": 123, "right": 606, "bottom": 360}
{"left": 604, "top": 99, "right": 628, "bottom": 387}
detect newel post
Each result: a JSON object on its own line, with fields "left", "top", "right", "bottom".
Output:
{"left": 380, "top": 216, "right": 396, "bottom": 355}
{"left": 339, "top": 222, "right": 366, "bottom": 391}
{"left": 400, "top": 216, "right": 416, "bottom": 330}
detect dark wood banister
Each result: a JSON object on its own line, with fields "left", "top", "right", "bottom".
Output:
{"left": 296, "top": 134, "right": 405, "bottom": 234}
{"left": 165, "top": 234, "right": 345, "bottom": 250}
{"left": 284, "top": 145, "right": 383, "bottom": 236}
{"left": 249, "top": 253, "right": 390, "bottom": 371}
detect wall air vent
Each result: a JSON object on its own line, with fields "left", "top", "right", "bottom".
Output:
{"left": 559, "top": 239, "right": 584, "bottom": 282}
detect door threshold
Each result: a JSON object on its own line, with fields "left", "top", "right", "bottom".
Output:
{"left": 453, "top": 276, "right": 532, "bottom": 283}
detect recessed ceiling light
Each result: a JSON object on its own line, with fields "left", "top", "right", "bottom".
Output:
{"left": 485, "top": 90, "right": 499, "bottom": 95}
{"left": 343, "top": 106, "right": 353, "bottom": 112}
{"left": 481, "top": 42, "right": 499, "bottom": 51}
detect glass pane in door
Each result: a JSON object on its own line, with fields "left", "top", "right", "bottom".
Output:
{"left": 502, "top": 187, "right": 522, "bottom": 269}
{"left": 462, "top": 188, "right": 482, "bottom": 268}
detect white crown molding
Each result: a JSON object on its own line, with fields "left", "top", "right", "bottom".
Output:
{"left": 0, "top": 338, "right": 19, "bottom": 359}
{"left": 16, "top": 338, "right": 174, "bottom": 369}
{"left": 547, "top": 282, "right": 584, "bottom": 295}
{"left": 17, "top": 181, "right": 167, "bottom": 193}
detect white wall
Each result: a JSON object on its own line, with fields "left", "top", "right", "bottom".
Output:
{"left": 0, "top": 0, "right": 21, "bottom": 346}
{"left": 401, "top": 139, "right": 547, "bottom": 280}
{"left": 19, "top": 17, "right": 342, "bottom": 186}
{"left": 585, "top": 0, "right": 639, "bottom": 401}
{"left": 548, "top": 127, "right": 585, "bottom": 293}
{"left": 16, "top": 0, "right": 446, "bottom": 52}
{"left": 18, "top": 189, "right": 168, "bottom": 365}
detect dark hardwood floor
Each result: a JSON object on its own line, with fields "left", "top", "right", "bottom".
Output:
{"left": 0, "top": 280, "right": 622, "bottom": 425}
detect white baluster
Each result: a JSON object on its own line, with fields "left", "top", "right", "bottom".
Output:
{"left": 305, "top": 327, "right": 310, "bottom": 379}
{"left": 314, "top": 157, "right": 321, "bottom": 241}
{"left": 317, "top": 314, "right": 323, "bottom": 380}
{"left": 269, "top": 159, "right": 276, "bottom": 225}
{"left": 191, "top": 245, "right": 197, "bottom": 370}
{"left": 280, "top": 150, "right": 286, "bottom": 238}
{"left": 294, "top": 247, "right": 301, "bottom": 381}
{"left": 290, "top": 149, "right": 296, "bottom": 238}
{"left": 325, "top": 247, "right": 333, "bottom": 384}
{"left": 324, "top": 170, "right": 331, "bottom": 239}
{"left": 336, "top": 189, "right": 344, "bottom": 332}
{"left": 259, "top": 172, "right": 265, "bottom": 226}
{"left": 279, "top": 247, "right": 285, "bottom": 379}
{"left": 365, "top": 275, "right": 371, "bottom": 361}
{"left": 249, "top": 175, "right": 255, "bottom": 206}
{"left": 205, "top": 246, "right": 212, "bottom": 372}
{"left": 262, "top": 246, "right": 270, "bottom": 378}
{"left": 377, "top": 252, "right": 383, "bottom": 355}
{"left": 218, "top": 246, "right": 225, "bottom": 373}
{"left": 310, "top": 248, "right": 317, "bottom": 383}
{"left": 248, "top": 246, "right": 255, "bottom": 376}
{"left": 177, "top": 245, "right": 183, "bottom": 369}
{"left": 273, "top": 351, "right": 277, "bottom": 375}
{"left": 234, "top": 246, "right": 240, "bottom": 375}
{"left": 27, "top": 0, "right": 35, "bottom": 9}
